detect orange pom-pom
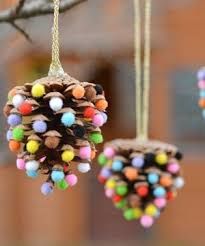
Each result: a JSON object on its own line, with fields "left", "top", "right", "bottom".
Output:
{"left": 91, "top": 150, "right": 96, "bottom": 160}
{"left": 160, "top": 175, "right": 172, "bottom": 187}
{"left": 198, "top": 98, "right": 205, "bottom": 108}
{"left": 124, "top": 167, "right": 138, "bottom": 181}
{"left": 95, "top": 99, "right": 108, "bottom": 111}
{"left": 9, "top": 140, "right": 21, "bottom": 152}
{"left": 72, "top": 85, "right": 85, "bottom": 99}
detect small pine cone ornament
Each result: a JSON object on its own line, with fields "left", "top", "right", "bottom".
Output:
{"left": 98, "top": 139, "right": 184, "bottom": 228}
{"left": 4, "top": 75, "right": 108, "bottom": 195}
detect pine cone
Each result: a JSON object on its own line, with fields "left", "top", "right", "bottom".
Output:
{"left": 5, "top": 75, "right": 108, "bottom": 195}
{"left": 98, "top": 139, "right": 184, "bottom": 228}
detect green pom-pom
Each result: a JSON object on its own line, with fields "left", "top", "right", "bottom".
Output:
{"left": 123, "top": 209, "right": 135, "bottom": 221}
{"left": 98, "top": 153, "right": 108, "bottom": 166}
{"left": 12, "top": 127, "right": 24, "bottom": 141}
{"left": 56, "top": 180, "right": 69, "bottom": 190}
{"left": 114, "top": 199, "right": 127, "bottom": 209}
{"left": 116, "top": 184, "right": 128, "bottom": 196}
{"left": 89, "top": 132, "right": 103, "bottom": 144}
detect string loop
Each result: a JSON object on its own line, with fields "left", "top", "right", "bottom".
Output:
{"left": 48, "top": 0, "right": 66, "bottom": 77}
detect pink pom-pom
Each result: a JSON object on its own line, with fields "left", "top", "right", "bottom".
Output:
{"left": 154, "top": 198, "right": 167, "bottom": 209}
{"left": 105, "top": 188, "right": 115, "bottom": 198}
{"left": 65, "top": 174, "right": 78, "bottom": 187}
{"left": 92, "top": 114, "right": 104, "bottom": 127}
{"left": 16, "top": 158, "right": 25, "bottom": 170}
{"left": 140, "top": 215, "right": 154, "bottom": 228}
{"left": 198, "top": 80, "right": 205, "bottom": 89}
{"left": 103, "top": 147, "right": 115, "bottom": 158}
{"left": 79, "top": 146, "right": 91, "bottom": 159}
{"left": 167, "top": 163, "right": 180, "bottom": 174}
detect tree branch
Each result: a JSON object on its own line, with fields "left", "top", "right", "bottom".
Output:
{"left": 10, "top": 21, "right": 32, "bottom": 42}
{"left": 0, "top": 0, "right": 87, "bottom": 23}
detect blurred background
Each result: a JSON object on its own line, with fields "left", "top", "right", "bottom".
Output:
{"left": 0, "top": 0, "right": 204, "bottom": 245}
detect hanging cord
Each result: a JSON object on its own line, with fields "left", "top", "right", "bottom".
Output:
{"left": 134, "top": 0, "right": 143, "bottom": 139}
{"left": 134, "top": 0, "right": 152, "bottom": 140}
{"left": 48, "top": 0, "right": 66, "bottom": 77}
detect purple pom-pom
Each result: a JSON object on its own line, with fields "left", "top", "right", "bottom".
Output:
{"left": 7, "top": 114, "right": 21, "bottom": 127}
{"left": 197, "top": 67, "right": 205, "bottom": 80}
{"left": 41, "top": 182, "right": 53, "bottom": 195}
{"left": 33, "top": 120, "right": 47, "bottom": 133}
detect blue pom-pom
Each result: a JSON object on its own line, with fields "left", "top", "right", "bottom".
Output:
{"left": 148, "top": 173, "right": 159, "bottom": 184}
{"left": 26, "top": 170, "right": 38, "bottom": 178}
{"left": 61, "top": 112, "right": 75, "bottom": 127}
{"left": 112, "top": 160, "right": 123, "bottom": 171}
{"left": 41, "top": 182, "right": 53, "bottom": 195}
{"left": 153, "top": 186, "right": 166, "bottom": 198}
{"left": 200, "top": 90, "right": 205, "bottom": 98}
{"left": 33, "top": 120, "right": 47, "bottom": 133}
{"left": 51, "top": 170, "right": 65, "bottom": 182}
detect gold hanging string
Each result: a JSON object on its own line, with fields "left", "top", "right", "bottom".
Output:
{"left": 142, "top": 0, "right": 152, "bottom": 139}
{"left": 48, "top": 0, "right": 66, "bottom": 77}
{"left": 134, "top": 0, "right": 143, "bottom": 139}
{"left": 134, "top": 0, "right": 152, "bottom": 140}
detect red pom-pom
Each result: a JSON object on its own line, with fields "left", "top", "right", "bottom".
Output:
{"left": 19, "top": 102, "right": 32, "bottom": 115}
{"left": 136, "top": 186, "right": 148, "bottom": 197}
{"left": 98, "top": 175, "right": 106, "bottom": 184}
{"left": 112, "top": 195, "right": 122, "bottom": 203}
{"left": 166, "top": 191, "right": 175, "bottom": 201}
{"left": 84, "top": 107, "right": 95, "bottom": 118}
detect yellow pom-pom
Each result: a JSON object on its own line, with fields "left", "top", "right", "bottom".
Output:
{"left": 133, "top": 208, "right": 143, "bottom": 219}
{"left": 26, "top": 140, "right": 39, "bottom": 154}
{"left": 105, "top": 179, "right": 116, "bottom": 189}
{"left": 61, "top": 150, "right": 75, "bottom": 162}
{"left": 155, "top": 153, "right": 168, "bottom": 165}
{"left": 145, "top": 204, "right": 158, "bottom": 216}
{"left": 31, "top": 84, "right": 45, "bottom": 98}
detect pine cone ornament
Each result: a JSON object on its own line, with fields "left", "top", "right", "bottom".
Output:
{"left": 197, "top": 67, "right": 205, "bottom": 116}
{"left": 4, "top": 75, "right": 108, "bottom": 195}
{"left": 98, "top": 139, "right": 184, "bottom": 228}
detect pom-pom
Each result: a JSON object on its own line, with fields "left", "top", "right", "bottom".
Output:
{"left": 89, "top": 132, "right": 103, "bottom": 144}
{"left": 61, "top": 150, "right": 75, "bottom": 162}
{"left": 9, "top": 140, "right": 21, "bottom": 152}
{"left": 77, "top": 163, "right": 91, "bottom": 173}
{"left": 25, "top": 160, "right": 40, "bottom": 171}
{"left": 57, "top": 180, "right": 69, "bottom": 190}
{"left": 95, "top": 99, "right": 108, "bottom": 111}
{"left": 26, "top": 140, "right": 39, "bottom": 154}
{"left": 72, "top": 85, "right": 85, "bottom": 99}
{"left": 6, "top": 130, "right": 13, "bottom": 141}
{"left": 66, "top": 174, "right": 78, "bottom": 186}
{"left": 7, "top": 114, "right": 21, "bottom": 127}
{"left": 33, "top": 120, "right": 47, "bottom": 133}
{"left": 19, "top": 102, "right": 32, "bottom": 115}
{"left": 41, "top": 182, "right": 53, "bottom": 195}
{"left": 98, "top": 139, "right": 184, "bottom": 228}
{"left": 79, "top": 146, "right": 91, "bottom": 159}
{"left": 12, "top": 94, "right": 25, "bottom": 108}
{"left": 49, "top": 97, "right": 63, "bottom": 111}
{"left": 16, "top": 158, "right": 25, "bottom": 170}
{"left": 12, "top": 127, "right": 24, "bottom": 141}
{"left": 51, "top": 170, "right": 65, "bottom": 183}
{"left": 26, "top": 170, "right": 38, "bottom": 178}
{"left": 92, "top": 114, "right": 104, "bottom": 127}
{"left": 61, "top": 112, "right": 75, "bottom": 127}
{"left": 31, "top": 84, "right": 45, "bottom": 98}
{"left": 84, "top": 107, "right": 95, "bottom": 118}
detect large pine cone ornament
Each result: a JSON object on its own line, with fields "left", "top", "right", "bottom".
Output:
{"left": 98, "top": 139, "right": 184, "bottom": 228}
{"left": 4, "top": 75, "right": 108, "bottom": 195}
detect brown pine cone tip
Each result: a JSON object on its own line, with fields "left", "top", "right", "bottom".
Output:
{"left": 5, "top": 74, "right": 108, "bottom": 195}
{"left": 98, "top": 138, "right": 184, "bottom": 228}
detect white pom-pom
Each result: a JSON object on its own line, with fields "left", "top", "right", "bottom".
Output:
{"left": 12, "top": 94, "right": 25, "bottom": 108}
{"left": 77, "top": 163, "right": 91, "bottom": 173}
{"left": 174, "top": 177, "right": 185, "bottom": 189}
{"left": 49, "top": 97, "right": 63, "bottom": 112}
{"left": 25, "top": 160, "right": 40, "bottom": 171}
